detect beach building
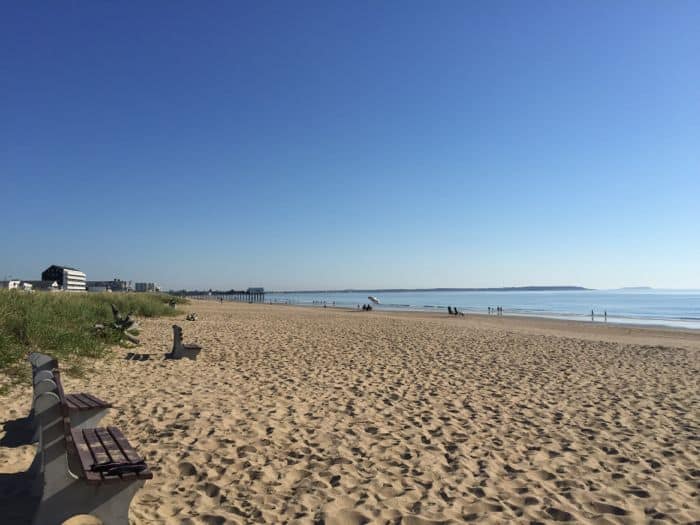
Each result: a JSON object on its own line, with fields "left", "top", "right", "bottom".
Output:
{"left": 87, "top": 279, "right": 133, "bottom": 292}
{"left": 111, "top": 279, "right": 133, "bottom": 292}
{"left": 135, "top": 282, "right": 159, "bottom": 292}
{"left": 0, "top": 279, "right": 57, "bottom": 291}
{"left": 41, "top": 265, "right": 87, "bottom": 292}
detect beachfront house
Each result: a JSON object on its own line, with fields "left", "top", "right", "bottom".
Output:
{"left": 41, "top": 265, "right": 87, "bottom": 292}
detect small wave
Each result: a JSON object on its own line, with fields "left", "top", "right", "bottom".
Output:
{"left": 382, "top": 303, "right": 412, "bottom": 308}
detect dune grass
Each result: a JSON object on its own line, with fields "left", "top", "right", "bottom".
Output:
{"left": 0, "top": 291, "right": 187, "bottom": 392}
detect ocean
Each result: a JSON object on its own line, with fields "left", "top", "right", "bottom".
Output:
{"left": 263, "top": 289, "right": 700, "bottom": 329}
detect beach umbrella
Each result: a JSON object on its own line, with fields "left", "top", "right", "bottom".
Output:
{"left": 368, "top": 296, "right": 380, "bottom": 304}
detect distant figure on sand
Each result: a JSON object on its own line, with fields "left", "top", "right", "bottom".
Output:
{"left": 604, "top": 310, "right": 607, "bottom": 322}
{"left": 591, "top": 309, "right": 594, "bottom": 321}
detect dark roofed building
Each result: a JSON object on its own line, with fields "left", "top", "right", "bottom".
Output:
{"left": 41, "top": 265, "right": 86, "bottom": 291}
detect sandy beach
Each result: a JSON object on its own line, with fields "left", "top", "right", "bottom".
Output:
{"left": 1, "top": 300, "right": 699, "bottom": 524}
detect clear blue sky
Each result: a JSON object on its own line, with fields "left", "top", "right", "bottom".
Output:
{"left": 1, "top": 2, "right": 698, "bottom": 290}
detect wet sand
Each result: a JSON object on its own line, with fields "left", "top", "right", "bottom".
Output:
{"left": 1, "top": 301, "right": 699, "bottom": 524}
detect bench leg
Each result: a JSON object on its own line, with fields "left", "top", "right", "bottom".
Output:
{"left": 33, "top": 434, "right": 144, "bottom": 525}
{"left": 69, "top": 408, "right": 109, "bottom": 429}
{"left": 169, "top": 348, "right": 199, "bottom": 360}
{"left": 33, "top": 408, "right": 110, "bottom": 444}
{"left": 183, "top": 349, "right": 199, "bottom": 360}
{"left": 32, "top": 478, "right": 144, "bottom": 525}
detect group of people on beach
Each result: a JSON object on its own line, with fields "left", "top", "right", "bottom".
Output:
{"left": 488, "top": 306, "right": 503, "bottom": 315}
{"left": 313, "top": 300, "right": 335, "bottom": 308}
{"left": 359, "top": 304, "right": 373, "bottom": 311}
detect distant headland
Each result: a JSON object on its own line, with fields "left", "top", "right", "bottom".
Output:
{"left": 272, "top": 286, "right": 590, "bottom": 294}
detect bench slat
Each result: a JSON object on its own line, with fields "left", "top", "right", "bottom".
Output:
{"left": 83, "top": 428, "right": 111, "bottom": 467}
{"left": 80, "top": 392, "right": 112, "bottom": 408}
{"left": 95, "top": 428, "right": 129, "bottom": 463}
{"left": 108, "top": 426, "right": 153, "bottom": 480}
{"left": 67, "top": 392, "right": 110, "bottom": 410}
{"left": 71, "top": 429, "right": 103, "bottom": 483}
{"left": 65, "top": 394, "right": 90, "bottom": 410}
{"left": 107, "top": 426, "right": 143, "bottom": 463}
{"left": 72, "top": 393, "right": 96, "bottom": 409}
{"left": 95, "top": 428, "right": 137, "bottom": 481}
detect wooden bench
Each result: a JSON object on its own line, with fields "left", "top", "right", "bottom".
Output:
{"left": 29, "top": 352, "right": 112, "bottom": 430}
{"left": 168, "top": 324, "right": 202, "bottom": 360}
{"left": 32, "top": 368, "right": 152, "bottom": 525}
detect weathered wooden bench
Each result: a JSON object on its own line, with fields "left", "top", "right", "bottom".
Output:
{"left": 32, "top": 368, "right": 152, "bottom": 525}
{"left": 168, "top": 324, "right": 202, "bottom": 360}
{"left": 30, "top": 352, "right": 112, "bottom": 430}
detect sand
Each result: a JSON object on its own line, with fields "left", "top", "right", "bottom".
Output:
{"left": 1, "top": 301, "right": 699, "bottom": 524}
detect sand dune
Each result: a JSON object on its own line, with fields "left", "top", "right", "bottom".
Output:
{"left": 1, "top": 301, "right": 698, "bottom": 524}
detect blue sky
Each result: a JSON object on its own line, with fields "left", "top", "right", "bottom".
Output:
{"left": 1, "top": 2, "right": 698, "bottom": 290}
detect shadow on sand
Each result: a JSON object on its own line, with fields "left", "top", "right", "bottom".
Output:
{"left": 0, "top": 455, "right": 40, "bottom": 524}
{"left": 1, "top": 414, "right": 34, "bottom": 448}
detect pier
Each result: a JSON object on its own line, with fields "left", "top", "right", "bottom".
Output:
{"left": 184, "top": 287, "right": 265, "bottom": 303}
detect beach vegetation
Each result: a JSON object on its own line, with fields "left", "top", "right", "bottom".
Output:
{"left": 0, "top": 291, "right": 187, "bottom": 391}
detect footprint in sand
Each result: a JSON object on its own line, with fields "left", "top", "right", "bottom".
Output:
{"left": 590, "top": 501, "right": 628, "bottom": 516}
{"left": 324, "top": 509, "right": 369, "bottom": 525}
{"left": 546, "top": 507, "right": 574, "bottom": 521}
{"left": 178, "top": 461, "right": 197, "bottom": 477}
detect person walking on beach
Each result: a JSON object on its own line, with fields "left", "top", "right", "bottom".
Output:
{"left": 591, "top": 309, "right": 594, "bottom": 321}
{"left": 604, "top": 310, "right": 607, "bottom": 322}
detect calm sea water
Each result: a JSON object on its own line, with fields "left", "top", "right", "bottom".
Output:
{"left": 264, "top": 289, "right": 700, "bottom": 329}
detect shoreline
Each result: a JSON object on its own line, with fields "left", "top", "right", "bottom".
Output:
{"left": 193, "top": 298, "right": 700, "bottom": 350}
